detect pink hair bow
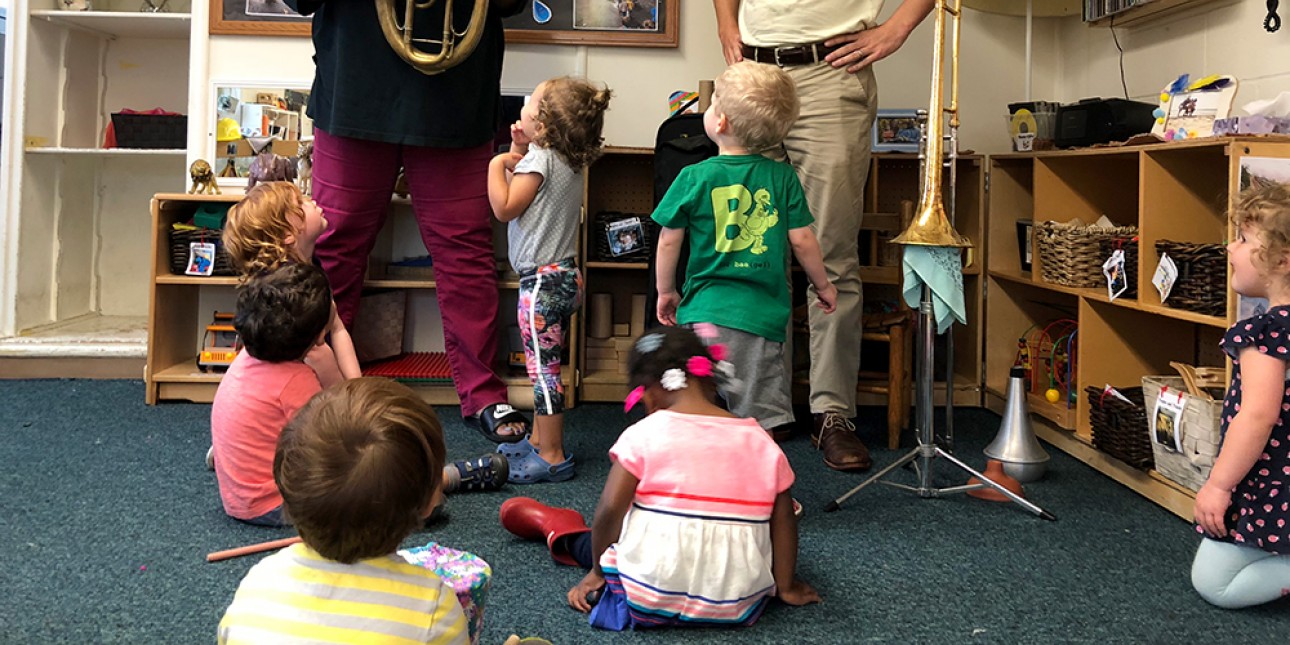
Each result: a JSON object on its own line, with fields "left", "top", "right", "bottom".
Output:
{"left": 686, "top": 356, "right": 713, "bottom": 377}
{"left": 624, "top": 385, "right": 645, "bottom": 412}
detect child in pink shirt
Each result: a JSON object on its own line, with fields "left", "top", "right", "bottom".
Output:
{"left": 211, "top": 263, "right": 331, "bottom": 525}
{"left": 498, "top": 325, "right": 818, "bottom": 630}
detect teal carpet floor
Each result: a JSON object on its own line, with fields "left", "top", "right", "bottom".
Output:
{"left": 0, "top": 380, "right": 1286, "bottom": 643}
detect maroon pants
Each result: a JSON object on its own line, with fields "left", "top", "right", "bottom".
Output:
{"left": 311, "top": 128, "right": 506, "bottom": 416}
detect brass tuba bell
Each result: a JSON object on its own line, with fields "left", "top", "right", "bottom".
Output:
{"left": 376, "top": 0, "right": 490, "bottom": 76}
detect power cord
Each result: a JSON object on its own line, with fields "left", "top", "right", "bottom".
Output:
{"left": 1111, "top": 14, "right": 1129, "bottom": 100}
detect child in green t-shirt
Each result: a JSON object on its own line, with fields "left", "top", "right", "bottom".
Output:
{"left": 653, "top": 61, "right": 837, "bottom": 439}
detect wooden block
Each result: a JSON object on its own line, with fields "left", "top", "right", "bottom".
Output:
{"left": 586, "top": 337, "right": 616, "bottom": 348}
{"left": 586, "top": 347, "right": 618, "bottom": 359}
{"left": 613, "top": 337, "right": 635, "bottom": 351}
{"left": 589, "top": 294, "right": 613, "bottom": 338}
{"left": 630, "top": 294, "right": 647, "bottom": 337}
{"left": 613, "top": 323, "right": 631, "bottom": 336}
{"left": 587, "top": 359, "right": 620, "bottom": 371}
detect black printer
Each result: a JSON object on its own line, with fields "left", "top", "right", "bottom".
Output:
{"left": 1054, "top": 98, "right": 1156, "bottom": 148}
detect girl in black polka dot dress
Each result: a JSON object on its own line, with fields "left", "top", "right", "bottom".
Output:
{"left": 1191, "top": 184, "right": 1290, "bottom": 608}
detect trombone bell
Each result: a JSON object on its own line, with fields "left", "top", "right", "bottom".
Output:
{"left": 893, "top": 200, "right": 971, "bottom": 247}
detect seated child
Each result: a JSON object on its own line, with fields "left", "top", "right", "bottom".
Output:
{"left": 499, "top": 327, "right": 819, "bottom": 631}
{"left": 223, "top": 181, "right": 360, "bottom": 388}
{"left": 218, "top": 377, "right": 470, "bottom": 644}
{"left": 211, "top": 262, "right": 330, "bottom": 526}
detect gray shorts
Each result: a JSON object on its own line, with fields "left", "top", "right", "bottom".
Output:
{"left": 704, "top": 324, "right": 794, "bottom": 431}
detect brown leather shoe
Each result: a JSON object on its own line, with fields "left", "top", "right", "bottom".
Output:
{"left": 811, "top": 412, "right": 872, "bottom": 472}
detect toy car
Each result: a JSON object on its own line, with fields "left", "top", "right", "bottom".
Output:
{"left": 197, "top": 312, "right": 242, "bottom": 372}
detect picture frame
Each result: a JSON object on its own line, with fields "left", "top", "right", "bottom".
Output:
{"left": 210, "top": 0, "right": 311, "bottom": 36}
{"left": 1150, "top": 75, "right": 1238, "bottom": 141}
{"left": 872, "top": 109, "right": 922, "bottom": 153}
{"left": 505, "top": 0, "right": 679, "bottom": 48}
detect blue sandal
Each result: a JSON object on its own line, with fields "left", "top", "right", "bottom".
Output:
{"left": 496, "top": 437, "right": 535, "bottom": 460}
{"left": 507, "top": 449, "right": 575, "bottom": 484}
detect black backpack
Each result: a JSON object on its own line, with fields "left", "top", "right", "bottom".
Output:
{"left": 646, "top": 109, "right": 718, "bottom": 329}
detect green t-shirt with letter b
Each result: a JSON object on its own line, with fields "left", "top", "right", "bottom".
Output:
{"left": 652, "top": 155, "right": 812, "bottom": 342}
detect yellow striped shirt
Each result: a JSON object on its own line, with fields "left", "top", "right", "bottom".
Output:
{"left": 219, "top": 544, "right": 468, "bottom": 645}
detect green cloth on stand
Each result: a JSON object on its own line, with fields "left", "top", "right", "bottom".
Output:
{"left": 902, "top": 245, "right": 965, "bottom": 334}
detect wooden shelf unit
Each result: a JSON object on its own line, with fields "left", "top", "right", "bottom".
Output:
{"left": 576, "top": 148, "right": 987, "bottom": 405}
{"left": 983, "top": 137, "right": 1290, "bottom": 518}
{"left": 145, "top": 193, "right": 573, "bottom": 405}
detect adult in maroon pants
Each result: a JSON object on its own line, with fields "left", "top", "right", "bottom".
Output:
{"left": 285, "top": 0, "right": 531, "bottom": 441}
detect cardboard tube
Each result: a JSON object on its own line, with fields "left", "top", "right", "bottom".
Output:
{"left": 207, "top": 536, "right": 302, "bottom": 563}
{"left": 698, "top": 80, "right": 714, "bottom": 112}
{"left": 589, "top": 293, "right": 613, "bottom": 339}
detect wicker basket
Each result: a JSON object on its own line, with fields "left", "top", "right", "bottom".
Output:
{"left": 592, "top": 211, "right": 657, "bottom": 263}
{"left": 1036, "top": 220, "right": 1138, "bottom": 287}
{"left": 352, "top": 290, "right": 406, "bottom": 364}
{"left": 168, "top": 227, "right": 236, "bottom": 276}
{"left": 1142, "top": 375, "right": 1224, "bottom": 492}
{"left": 1084, "top": 385, "right": 1153, "bottom": 470}
{"left": 1156, "top": 240, "right": 1226, "bottom": 317}
{"left": 1097, "top": 237, "right": 1138, "bottom": 299}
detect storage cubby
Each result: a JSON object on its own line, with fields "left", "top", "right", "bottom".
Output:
{"left": 984, "top": 138, "right": 1290, "bottom": 519}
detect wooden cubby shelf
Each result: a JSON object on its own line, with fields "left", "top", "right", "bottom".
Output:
{"left": 984, "top": 137, "right": 1290, "bottom": 519}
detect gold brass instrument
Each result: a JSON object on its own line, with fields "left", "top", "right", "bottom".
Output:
{"left": 825, "top": 0, "right": 1056, "bottom": 521}
{"left": 376, "top": 0, "right": 489, "bottom": 75}
{"left": 892, "top": 0, "right": 971, "bottom": 249}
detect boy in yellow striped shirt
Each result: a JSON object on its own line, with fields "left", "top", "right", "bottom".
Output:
{"left": 219, "top": 378, "right": 469, "bottom": 644}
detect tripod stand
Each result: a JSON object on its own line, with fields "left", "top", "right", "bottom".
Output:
{"left": 824, "top": 284, "right": 1055, "bottom": 520}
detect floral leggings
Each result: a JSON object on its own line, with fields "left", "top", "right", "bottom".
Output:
{"left": 518, "top": 259, "right": 583, "bottom": 416}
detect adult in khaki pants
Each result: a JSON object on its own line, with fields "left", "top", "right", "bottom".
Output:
{"left": 714, "top": 0, "right": 933, "bottom": 471}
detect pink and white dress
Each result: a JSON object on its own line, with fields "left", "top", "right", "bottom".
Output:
{"left": 591, "top": 410, "right": 796, "bottom": 630}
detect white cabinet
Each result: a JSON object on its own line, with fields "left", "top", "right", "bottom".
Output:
{"left": 0, "top": 2, "right": 197, "bottom": 370}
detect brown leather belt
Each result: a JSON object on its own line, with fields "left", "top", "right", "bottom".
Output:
{"left": 741, "top": 42, "right": 840, "bottom": 67}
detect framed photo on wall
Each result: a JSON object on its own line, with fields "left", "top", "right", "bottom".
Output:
{"left": 872, "top": 110, "right": 922, "bottom": 153}
{"left": 210, "top": 0, "right": 312, "bottom": 36}
{"left": 505, "top": 0, "right": 679, "bottom": 47}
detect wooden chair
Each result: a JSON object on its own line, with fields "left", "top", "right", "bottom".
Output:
{"left": 858, "top": 309, "right": 913, "bottom": 449}
{"left": 856, "top": 199, "right": 915, "bottom": 449}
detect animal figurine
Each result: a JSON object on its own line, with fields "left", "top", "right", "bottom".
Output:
{"left": 188, "top": 159, "right": 221, "bottom": 195}
{"left": 60, "top": 0, "right": 92, "bottom": 10}
{"left": 246, "top": 137, "right": 298, "bottom": 190}
{"left": 297, "top": 140, "right": 314, "bottom": 196}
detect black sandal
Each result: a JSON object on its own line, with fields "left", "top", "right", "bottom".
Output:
{"left": 468, "top": 403, "right": 530, "bottom": 444}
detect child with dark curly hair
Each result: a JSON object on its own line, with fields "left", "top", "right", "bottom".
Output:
{"left": 487, "top": 77, "right": 613, "bottom": 484}
{"left": 211, "top": 263, "right": 332, "bottom": 526}
{"left": 499, "top": 326, "right": 818, "bottom": 631}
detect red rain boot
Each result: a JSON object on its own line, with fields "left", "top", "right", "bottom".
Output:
{"left": 499, "top": 497, "right": 591, "bottom": 566}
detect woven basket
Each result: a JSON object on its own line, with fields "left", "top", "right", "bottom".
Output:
{"left": 1156, "top": 240, "right": 1225, "bottom": 317}
{"left": 1084, "top": 385, "right": 1153, "bottom": 470}
{"left": 1036, "top": 220, "right": 1138, "bottom": 287}
{"left": 592, "top": 211, "right": 657, "bottom": 263}
{"left": 168, "top": 227, "right": 236, "bottom": 276}
{"left": 352, "top": 290, "right": 407, "bottom": 364}
{"left": 1097, "top": 237, "right": 1138, "bottom": 299}
{"left": 1142, "top": 375, "right": 1223, "bottom": 492}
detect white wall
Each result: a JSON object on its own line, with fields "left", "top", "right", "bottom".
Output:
{"left": 201, "top": 2, "right": 1033, "bottom": 157}
{"left": 1051, "top": 2, "right": 1287, "bottom": 111}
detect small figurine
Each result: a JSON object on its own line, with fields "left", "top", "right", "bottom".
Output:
{"left": 297, "top": 140, "right": 314, "bottom": 196}
{"left": 189, "top": 159, "right": 221, "bottom": 195}
{"left": 60, "top": 0, "right": 92, "bottom": 10}
{"left": 246, "top": 136, "right": 298, "bottom": 190}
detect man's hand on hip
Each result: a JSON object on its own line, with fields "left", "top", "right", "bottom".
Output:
{"left": 824, "top": 21, "right": 911, "bottom": 73}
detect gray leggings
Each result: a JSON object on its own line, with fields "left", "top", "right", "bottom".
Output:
{"left": 1191, "top": 537, "right": 1290, "bottom": 608}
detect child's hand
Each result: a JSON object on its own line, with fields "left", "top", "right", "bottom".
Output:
{"left": 815, "top": 282, "right": 838, "bottom": 314}
{"left": 510, "top": 120, "right": 531, "bottom": 147}
{"left": 567, "top": 570, "right": 606, "bottom": 613}
{"left": 1194, "top": 482, "right": 1233, "bottom": 538}
{"left": 490, "top": 152, "right": 524, "bottom": 174}
{"left": 656, "top": 290, "right": 680, "bottom": 326}
{"left": 777, "top": 578, "right": 821, "bottom": 606}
